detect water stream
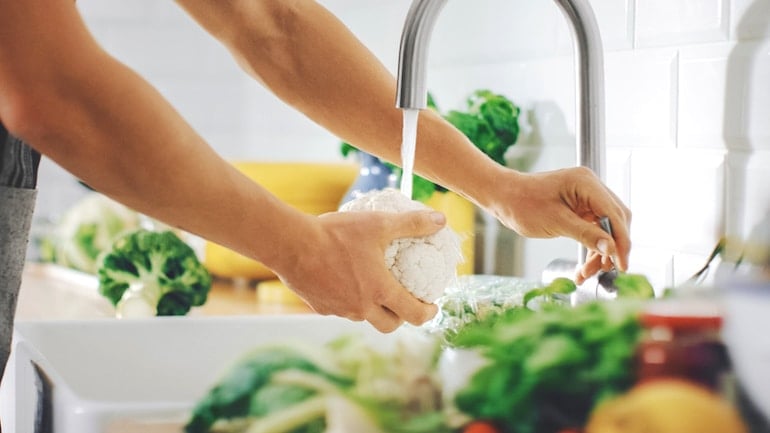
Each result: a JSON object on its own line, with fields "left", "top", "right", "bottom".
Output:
{"left": 399, "top": 109, "right": 420, "bottom": 200}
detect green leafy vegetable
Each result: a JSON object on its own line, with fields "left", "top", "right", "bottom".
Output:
{"left": 445, "top": 90, "right": 520, "bottom": 166}
{"left": 186, "top": 345, "right": 349, "bottom": 433}
{"left": 449, "top": 299, "right": 644, "bottom": 433}
{"left": 522, "top": 277, "right": 577, "bottom": 307}
{"left": 613, "top": 273, "right": 655, "bottom": 299}
{"left": 97, "top": 229, "right": 212, "bottom": 317}
{"left": 186, "top": 332, "right": 450, "bottom": 433}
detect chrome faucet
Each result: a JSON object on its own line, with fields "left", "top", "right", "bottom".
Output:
{"left": 395, "top": 0, "right": 606, "bottom": 280}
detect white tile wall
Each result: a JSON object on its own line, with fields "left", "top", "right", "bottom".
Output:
{"left": 604, "top": 48, "right": 678, "bottom": 148}
{"left": 431, "top": 0, "right": 568, "bottom": 67}
{"left": 731, "top": 0, "right": 770, "bottom": 40}
{"left": 630, "top": 149, "right": 727, "bottom": 252}
{"left": 627, "top": 246, "right": 675, "bottom": 292}
{"left": 636, "top": 0, "right": 730, "bottom": 47}
{"left": 32, "top": 0, "right": 770, "bottom": 288}
{"left": 678, "top": 43, "right": 736, "bottom": 149}
{"left": 558, "top": 0, "right": 636, "bottom": 52}
{"left": 606, "top": 149, "right": 632, "bottom": 205}
{"left": 679, "top": 40, "right": 770, "bottom": 150}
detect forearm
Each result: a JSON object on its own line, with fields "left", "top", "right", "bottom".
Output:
{"left": 174, "top": 0, "right": 509, "bottom": 208}
{"left": 0, "top": 0, "right": 311, "bottom": 272}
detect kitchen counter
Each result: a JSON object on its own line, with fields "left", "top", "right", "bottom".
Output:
{"left": 15, "top": 262, "right": 313, "bottom": 321}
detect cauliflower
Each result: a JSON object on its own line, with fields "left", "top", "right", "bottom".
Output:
{"left": 39, "top": 192, "right": 141, "bottom": 274}
{"left": 339, "top": 188, "right": 463, "bottom": 303}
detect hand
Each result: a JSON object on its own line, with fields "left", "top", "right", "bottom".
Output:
{"left": 485, "top": 166, "right": 632, "bottom": 283}
{"left": 274, "top": 209, "right": 446, "bottom": 333}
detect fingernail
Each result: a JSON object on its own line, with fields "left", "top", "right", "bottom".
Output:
{"left": 597, "top": 239, "right": 609, "bottom": 255}
{"left": 430, "top": 211, "right": 446, "bottom": 225}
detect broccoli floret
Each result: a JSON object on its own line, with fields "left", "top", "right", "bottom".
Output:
{"left": 97, "top": 229, "right": 212, "bottom": 317}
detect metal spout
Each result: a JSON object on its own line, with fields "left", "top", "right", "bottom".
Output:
{"left": 396, "top": 0, "right": 606, "bottom": 266}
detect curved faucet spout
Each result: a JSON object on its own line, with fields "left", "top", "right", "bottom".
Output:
{"left": 395, "top": 0, "right": 606, "bottom": 265}
{"left": 395, "top": 0, "right": 448, "bottom": 110}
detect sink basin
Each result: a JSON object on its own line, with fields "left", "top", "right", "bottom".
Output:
{"left": 6, "top": 315, "right": 383, "bottom": 433}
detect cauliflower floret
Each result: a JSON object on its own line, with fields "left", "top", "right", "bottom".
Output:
{"left": 339, "top": 188, "right": 463, "bottom": 303}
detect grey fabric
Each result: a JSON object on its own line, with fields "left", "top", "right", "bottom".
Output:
{"left": 0, "top": 186, "right": 38, "bottom": 385}
{"left": 0, "top": 122, "right": 41, "bottom": 189}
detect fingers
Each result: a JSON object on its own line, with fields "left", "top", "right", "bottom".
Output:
{"left": 576, "top": 252, "right": 600, "bottom": 284}
{"left": 386, "top": 210, "right": 447, "bottom": 240}
{"left": 564, "top": 216, "right": 620, "bottom": 266}
{"left": 359, "top": 279, "right": 436, "bottom": 332}
{"left": 582, "top": 211, "right": 631, "bottom": 272}
{"left": 365, "top": 306, "right": 404, "bottom": 333}
{"left": 363, "top": 210, "right": 442, "bottom": 329}
{"left": 573, "top": 168, "right": 632, "bottom": 271}
{"left": 575, "top": 250, "right": 612, "bottom": 284}
{"left": 386, "top": 293, "right": 438, "bottom": 327}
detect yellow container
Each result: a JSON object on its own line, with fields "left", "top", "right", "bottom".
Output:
{"left": 204, "top": 162, "right": 476, "bottom": 279}
{"left": 256, "top": 279, "right": 306, "bottom": 306}
{"left": 424, "top": 191, "right": 476, "bottom": 275}
{"left": 204, "top": 161, "right": 359, "bottom": 280}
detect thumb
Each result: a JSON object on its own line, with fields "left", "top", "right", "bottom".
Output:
{"left": 388, "top": 210, "right": 447, "bottom": 239}
{"left": 566, "top": 218, "right": 619, "bottom": 267}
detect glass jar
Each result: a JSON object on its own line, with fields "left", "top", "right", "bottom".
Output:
{"left": 635, "top": 299, "right": 733, "bottom": 396}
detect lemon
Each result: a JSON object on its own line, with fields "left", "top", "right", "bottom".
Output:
{"left": 586, "top": 379, "right": 747, "bottom": 433}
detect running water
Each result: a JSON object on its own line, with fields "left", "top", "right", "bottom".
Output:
{"left": 399, "top": 109, "right": 420, "bottom": 199}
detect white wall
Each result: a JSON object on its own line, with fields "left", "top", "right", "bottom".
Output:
{"left": 35, "top": 0, "right": 770, "bottom": 288}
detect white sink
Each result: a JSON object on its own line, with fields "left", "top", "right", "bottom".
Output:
{"left": 4, "top": 315, "right": 383, "bottom": 433}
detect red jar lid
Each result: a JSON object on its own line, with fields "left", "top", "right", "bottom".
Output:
{"left": 640, "top": 299, "right": 723, "bottom": 330}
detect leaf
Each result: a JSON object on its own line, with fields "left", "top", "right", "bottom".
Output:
{"left": 613, "top": 273, "right": 655, "bottom": 299}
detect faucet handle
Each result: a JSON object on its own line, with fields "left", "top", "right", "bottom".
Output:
{"left": 595, "top": 216, "right": 619, "bottom": 294}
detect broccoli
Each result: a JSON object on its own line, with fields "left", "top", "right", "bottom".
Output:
{"left": 444, "top": 89, "right": 521, "bottom": 166}
{"left": 97, "top": 229, "right": 212, "bottom": 318}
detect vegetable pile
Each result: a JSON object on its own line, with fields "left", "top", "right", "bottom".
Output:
{"left": 98, "top": 229, "right": 212, "bottom": 318}
{"left": 186, "top": 276, "right": 656, "bottom": 433}
{"left": 185, "top": 331, "right": 449, "bottom": 433}
{"left": 449, "top": 297, "right": 644, "bottom": 433}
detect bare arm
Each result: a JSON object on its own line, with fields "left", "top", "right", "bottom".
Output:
{"left": 174, "top": 0, "right": 632, "bottom": 275}
{"left": 0, "top": 0, "right": 300, "bottom": 267}
{"left": 0, "top": 0, "right": 441, "bottom": 331}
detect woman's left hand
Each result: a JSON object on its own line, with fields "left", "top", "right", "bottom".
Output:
{"left": 483, "top": 166, "right": 632, "bottom": 283}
